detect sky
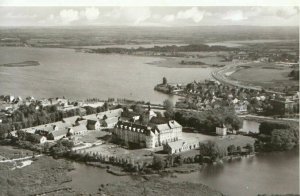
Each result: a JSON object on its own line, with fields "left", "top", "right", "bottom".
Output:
{"left": 0, "top": 6, "right": 298, "bottom": 27}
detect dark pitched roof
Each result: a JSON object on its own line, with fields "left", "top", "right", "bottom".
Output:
{"left": 115, "top": 121, "right": 154, "bottom": 136}
{"left": 149, "top": 117, "right": 169, "bottom": 125}
{"left": 87, "top": 119, "right": 99, "bottom": 125}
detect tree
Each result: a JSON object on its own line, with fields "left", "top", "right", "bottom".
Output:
{"left": 50, "top": 140, "right": 74, "bottom": 156}
{"left": 103, "top": 114, "right": 108, "bottom": 120}
{"left": 199, "top": 141, "right": 223, "bottom": 161}
{"left": 155, "top": 111, "right": 163, "bottom": 118}
{"left": 245, "top": 143, "right": 254, "bottom": 153}
{"left": 133, "top": 104, "right": 144, "bottom": 115}
{"left": 152, "top": 155, "right": 165, "bottom": 170}
{"left": 227, "top": 144, "right": 236, "bottom": 155}
{"left": 236, "top": 146, "right": 242, "bottom": 153}
{"left": 103, "top": 102, "right": 109, "bottom": 111}
{"left": 165, "top": 154, "right": 175, "bottom": 168}
{"left": 163, "top": 99, "right": 174, "bottom": 119}
{"left": 162, "top": 77, "right": 167, "bottom": 85}
{"left": 259, "top": 122, "right": 290, "bottom": 135}
{"left": 270, "top": 129, "right": 298, "bottom": 151}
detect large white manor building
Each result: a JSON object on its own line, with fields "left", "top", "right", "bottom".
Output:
{"left": 112, "top": 120, "right": 182, "bottom": 148}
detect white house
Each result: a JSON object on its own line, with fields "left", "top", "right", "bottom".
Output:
{"left": 87, "top": 119, "right": 101, "bottom": 130}
{"left": 47, "top": 128, "right": 68, "bottom": 140}
{"left": 68, "top": 124, "right": 87, "bottom": 136}
{"left": 216, "top": 126, "right": 227, "bottom": 136}
{"left": 163, "top": 139, "right": 199, "bottom": 154}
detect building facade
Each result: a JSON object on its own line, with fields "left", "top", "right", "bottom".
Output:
{"left": 216, "top": 126, "right": 227, "bottom": 136}
{"left": 112, "top": 120, "right": 182, "bottom": 148}
{"left": 163, "top": 139, "right": 200, "bottom": 154}
{"left": 87, "top": 119, "right": 101, "bottom": 130}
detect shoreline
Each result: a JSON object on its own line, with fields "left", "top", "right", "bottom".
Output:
{"left": 0, "top": 60, "right": 40, "bottom": 68}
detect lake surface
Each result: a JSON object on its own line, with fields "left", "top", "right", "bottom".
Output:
{"left": 0, "top": 47, "right": 213, "bottom": 104}
{"left": 241, "top": 120, "right": 260, "bottom": 133}
{"left": 68, "top": 150, "right": 299, "bottom": 196}
{"left": 1, "top": 46, "right": 299, "bottom": 195}
{"left": 168, "top": 149, "right": 299, "bottom": 196}
{"left": 68, "top": 162, "right": 134, "bottom": 194}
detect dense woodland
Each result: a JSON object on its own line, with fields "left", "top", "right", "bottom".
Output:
{"left": 173, "top": 107, "right": 242, "bottom": 133}
{"left": 90, "top": 44, "right": 236, "bottom": 54}
{"left": 255, "top": 121, "right": 299, "bottom": 151}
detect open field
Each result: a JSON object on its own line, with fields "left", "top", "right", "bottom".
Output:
{"left": 228, "top": 62, "right": 298, "bottom": 91}
{"left": 0, "top": 145, "right": 34, "bottom": 160}
{"left": 147, "top": 57, "right": 212, "bottom": 68}
{"left": 147, "top": 53, "right": 229, "bottom": 68}
{"left": 100, "top": 177, "right": 223, "bottom": 196}
{"left": 212, "top": 135, "right": 255, "bottom": 149}
{"left": 81, "top": 143, "right": 154, "bottom": 163}
{"left": 230, "top": 63, "right": 291, "bottom": 81}
{"left": 0, "top": 147, "right": 75, "bottom": 196}
{"left": 74, "top": 130, "right": 109, "bottom": 143}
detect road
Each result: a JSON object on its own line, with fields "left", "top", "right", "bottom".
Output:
{"left": 211, "top": 62, "right": 263, "bottom": 91}
{"left": 211, "top": 62, "right": 284, "bottom": 95}
{"left": 239, "top": 114, "right": 299, "bottom": 123}
{"left": 0, "top": 154, "right": 43, "bottom": 163}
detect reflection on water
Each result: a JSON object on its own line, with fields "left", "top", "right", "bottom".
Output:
{"left": 68, "top": 149, "right": 299, "bottom": 196}
{"left": 168, "top": 149, "right": 299, "bottom": 196}
{"left": 199, "top": 163, "right": 225, "bottom": 179}
{"left": 68, "top": 162, "right": 133, "bottom": 194}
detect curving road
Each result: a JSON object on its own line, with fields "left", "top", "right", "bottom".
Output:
{"left": 211, "top": 62, "right": 284, "bottom": 95}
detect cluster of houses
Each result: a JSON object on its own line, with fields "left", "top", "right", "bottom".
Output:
{"left": 174, "top": 79, "right": 252, "bottom": 112}
{"left": 11, "top": 108, "right": 123, "bottom": 144}
{"left": 229, "top": 48, "right": 299, "bottom": 64}
{"left": 0, "top": 95, "right": 26, "bottom": 117}
{"left": 173, "top": 79, "right": 299, "bottom": 116}
{"left": 9, "top": 102, "right": 204, "bottom": 155}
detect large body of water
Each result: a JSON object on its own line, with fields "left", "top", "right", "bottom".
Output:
{"left": 68, "top": 149, "right": 299, "bottom": 196}
{"left": 1, "top": 46, "right": 299, "bottom": 195}
{"left": 168, "top": 149, "right": 299, "bottom": 196}
{"left": 0, "top": 47, "right": 213, "bottom": 104}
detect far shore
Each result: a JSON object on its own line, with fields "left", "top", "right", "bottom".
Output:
{"left": 0, "top": 60, "right": 40, "bottom": 68}
{"left": 146, "top": 57, "right": 224, "bottom": 68}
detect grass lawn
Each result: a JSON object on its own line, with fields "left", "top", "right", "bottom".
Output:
{"left": 0, "top": 145, "right": 34, "bottom": 160}
{"left": 0, "top": 155, "right": 75, "bottom": 196}
{"left": 229, "top": 62, "right": 298, "bottom": 91}
{"left": 75, "top": 130, "right": 110, "bottom": 143}
{"left": 100, "top": 178, "right": 223, "bottom": 196}
{"left": 83, "top": 144, "right": 154, "bottom": 163}
{"left": 212, "top": 135, "right": 255, "bottom": 149}
{"left": 180, "top": 133, "right": 255, "bottom": 155}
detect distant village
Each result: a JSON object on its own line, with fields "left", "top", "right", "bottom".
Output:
{"left": 155, "top": 77, "right": 299, "bottom": 118}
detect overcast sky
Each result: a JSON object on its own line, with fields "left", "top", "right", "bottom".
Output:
{"left": 0, "top": 6, "right": 298, "bottom": 26}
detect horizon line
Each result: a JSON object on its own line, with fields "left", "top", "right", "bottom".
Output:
{"left": 0, "top": 25, "right": 299, "bottom": 28}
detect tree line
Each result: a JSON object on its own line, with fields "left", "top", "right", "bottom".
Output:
{"left": 255, "top": 121, "right": 299, "bottom": 151}
{"left": 91, "top": 44, "right": 236, "bottom": 54}
{"left": 172, "top": 107, "right": 242, "bottom": 133}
